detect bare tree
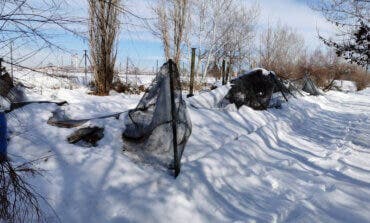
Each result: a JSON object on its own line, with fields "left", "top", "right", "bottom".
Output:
{"left": 311, "top": 0, "right": 369, "bottom": 70}
{"left": 188, "top": 0, "right": 228, "bottom": 77}
{"left": 188, "top": 0, "right": 259, "bottom": 79}
{"left": 88, "top": 0, "right": 121, "bottom": 95}
{"left": 152, "top": 0, "right": 189, "bottom": 65}
{"left": 215, "top": 3, "right": 259, "bottom": 76}
{"left": 0, "top": 0, "right": 83, "bottom": 63}
{"left": 259, "top": 23, "right": 306, "bottom": 78}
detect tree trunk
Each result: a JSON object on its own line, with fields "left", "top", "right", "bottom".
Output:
{"left": 88, "top": 0, "right": 120, "bottom": 95}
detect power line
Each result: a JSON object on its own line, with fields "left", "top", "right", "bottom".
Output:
{"left": 2, "top": 59, "right": 70, "bottom": 78}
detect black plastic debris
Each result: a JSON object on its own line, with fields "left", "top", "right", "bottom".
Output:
{"left": 225, "top": 69, "right": 292, "bottom": 110}
{"left": 122, "top": 60, "right": 192, "bottom": 177}
{"left": 67, "top": 127, "right": 104, "bottom": 147}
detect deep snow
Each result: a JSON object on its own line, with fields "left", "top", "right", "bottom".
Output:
{"left": 5, "top": 72, "right": 370, "bottom": 223}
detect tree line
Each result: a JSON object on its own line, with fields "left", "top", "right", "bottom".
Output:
{"left": 0, "top": 0, "right": 368, "bottom": 95}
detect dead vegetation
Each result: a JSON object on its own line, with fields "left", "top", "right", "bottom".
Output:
{"left": 111, "top": 81, "right": 147, "bottom": 94}
{"left": 0, "top": 159, "right": 49, "bottom": 223}
{"left": 68, "top": 127, "right": 104, "bottom": 147}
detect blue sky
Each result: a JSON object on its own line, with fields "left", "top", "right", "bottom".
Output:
{"left": 11, "top": 0, "right": 335, "bottom": 70}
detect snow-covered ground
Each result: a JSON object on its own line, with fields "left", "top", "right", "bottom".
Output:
{"left": 5, "top": 73, "right": 370, "bottom": 222}
{"left": 333, "top": 80, "right": 358, "bottom": 92}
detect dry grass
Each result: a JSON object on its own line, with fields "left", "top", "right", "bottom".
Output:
{"left": 349, "top": 71, "right": 370, "bottom": 91}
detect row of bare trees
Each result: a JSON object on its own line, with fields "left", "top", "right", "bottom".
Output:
{"left": 147, "top": 0, "right": 368, "bottom": 90}
{"left": 150, "top": 0, "right": 259, "bottom": 80}
{"left": 258, "top": 24, "right": 305, "bottom": 79}
{"left": 151, "top": 0, "right": 188, "bottom": 65}
{"left": 1, "top": 0, "right": 367, "bottom": 95}
{"left": 257, "top": 23, "right": 368, "bottom": 91}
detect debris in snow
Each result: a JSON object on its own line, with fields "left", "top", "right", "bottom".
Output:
{"left": 9, "top": 100, "right": 67, "bottom": 112}
{"left": 0, "top": 71, "right": 26, "bottom": 110}
{"left": 67, "top": 126, "right": 104, "bottom": 147}
{"left": 48, "top": 108, "right": 88, "bottom": 128}
{"left": 226, "top": 69, "right": 292, "bottom": 109}
{"left": 112, "top": 81, "right": 147, "bottom": 94}
{"left": 48, "top": 107, "right": 123, "bottom": 128}
{"left": 122, "top": 60, "right": 192, "bottom": 177}
{"left": 0, "top": 72, "right": 14, "bottom": 97}
{"left": 302, "top": 75, "right": 321, "bottom": 96}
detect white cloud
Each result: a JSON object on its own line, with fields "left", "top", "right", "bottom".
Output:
{"left": 253, "top": 0, "right": 335, "bottom": 48}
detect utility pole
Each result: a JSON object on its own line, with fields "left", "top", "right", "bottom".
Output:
{"left": 10, "top": 41, "right": 14, "bottom": 79}
{"left": 187, "top": 48, "right": 196, "bottom": 98}
{"left": 125, "top": 57, "right": 129, "bottom": 84}
{"left": 156, "top": 59, "right": 159, "bottom": 73}
{"left": 84, "top": 50, "right": 87, "bottom": 85}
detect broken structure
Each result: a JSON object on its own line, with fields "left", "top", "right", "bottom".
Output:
{"left": 122, "top": 60, "right": 192, "bottom": 177}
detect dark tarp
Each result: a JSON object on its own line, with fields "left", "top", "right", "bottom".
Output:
{"left": 122, "top": 60, "right": 192, "bottom": 177}
{"left": 225, "top": 69, "right": 292, "bottom": 110}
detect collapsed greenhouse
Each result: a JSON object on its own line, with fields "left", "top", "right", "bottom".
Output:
{"left": 189, "top": 68, "right": 296, "bottom": 110}
{"left": 122, "top": 60, "right": 192, "bottom": 177}
{"left": 302, "top": 75, "right": 321, "bottom": 96}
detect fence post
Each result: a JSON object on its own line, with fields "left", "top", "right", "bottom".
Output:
{"left": 0, "top": 58, "right": 3, "bottom": 76}
{"left": 168, "top": 60, "right": 180, "bottom": 177}
{"left": 225, "top": 61, "right": 230, "bottom": 83}
{"left": 221, "top": 59, "right": 226, "bottom": 85}
{"left": 187, "top": 48, "right": 196, "bottom": 98}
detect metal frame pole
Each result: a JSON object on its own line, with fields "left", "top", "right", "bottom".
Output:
{"left": 168, "top": 60, "right": 180, "bottom": 177}
{"left": 84, "top": 50, "right": 87, "bottom": 85}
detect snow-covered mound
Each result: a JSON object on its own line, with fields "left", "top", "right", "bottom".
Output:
{"left": 187, "top": 85, "right": 231, "bottom": 109}
{"left": 5, "top": 72, "right": 370, "bottom": 222}
{"left": 248, "top": 67, "right": 271, "bottom": 76}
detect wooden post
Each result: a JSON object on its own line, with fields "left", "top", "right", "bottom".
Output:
{"left": 0, "top": 58, "right": 3, "bottom": 76}
{"left": 187, "top": 48, "right": 196, "bottom": 98}
{"left": 168, "top": 60, "right": 180, "bottom": 177}
{"left": 226, "top": 60, "right": 230, "bottom": 83}
{"left": 221, "top": 59, "right": 226, "bottom": 85}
